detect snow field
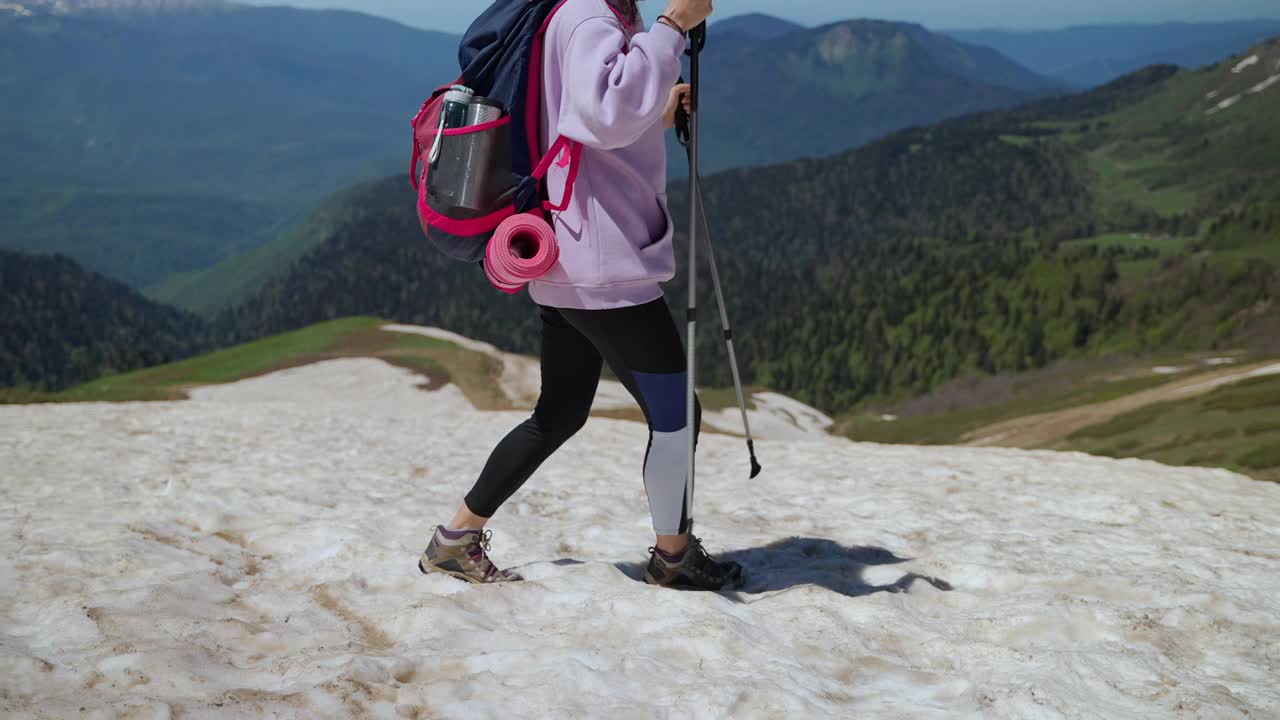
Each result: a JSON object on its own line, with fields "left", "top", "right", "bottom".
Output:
{"left": 1, "top": 359, "right": 1278, "bottom": 718}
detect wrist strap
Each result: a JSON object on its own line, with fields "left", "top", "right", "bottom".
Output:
{"left": 656, "top": 14, "right": 685, "bottom": 34}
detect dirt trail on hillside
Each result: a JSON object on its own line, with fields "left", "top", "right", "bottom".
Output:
{"left": 379, "top": 324, "right": 833, "bottom": 440}
{"left": 963, "top": 360, "right": 1280, "bottom": 448}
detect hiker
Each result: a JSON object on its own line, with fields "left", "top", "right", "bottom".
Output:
{"left": 418, "top": 0, "right": 742, "bottom": 591}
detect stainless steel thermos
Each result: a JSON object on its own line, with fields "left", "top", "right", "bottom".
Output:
{"left": 455, "top": 97, "right": 504, "bottom": 210}
{"left": 429, "top": 87, "right": 509, "bottom": 213}
{"left": 466, "top": 97, "right": 503, "bottom": 125}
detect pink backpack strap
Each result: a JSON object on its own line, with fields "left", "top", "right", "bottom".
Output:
{"left": 409, "top": 82, "right": 459, "bottom": 190}
{"left": 410, "top": 140, "right": 423, "bottom": 190}
{"left": 409, "top": 95, "right": 436, "bottom": 190}
{"left": 532, "top": 135, "right": 583, "bottom": 213}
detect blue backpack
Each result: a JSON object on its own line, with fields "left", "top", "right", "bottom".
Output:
{"left": 409, "top": 0, "right": 630, "bottom": 263}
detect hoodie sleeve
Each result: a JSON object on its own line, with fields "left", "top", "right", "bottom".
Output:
{"left": 552, "top": 17, "right": 686, "bottom": 150}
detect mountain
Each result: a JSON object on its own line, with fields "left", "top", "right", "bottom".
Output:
{"left": 2, "top": 0, "right": 225, "bottom": 14}
{"left": 148, "top": 15, "right": 1060, "bottom": 314}
{"left": 213, "top": 38, "right": 1280, "bottom": 418}
{"left": 0, "top": 249, "right": 209, "bottom": 392}
{"left": 687, "top": 19, "right": 1061, "bottom": 173}
{"left": 949, "top": 21, "right": 1280, "bottom": 87}
{"left": 711, "top": 12, "right": 804, "bottom": 41}
{"left": 0, "top": 5, "right": 459, "bottom": 287}
{"left": 4, "top": 6, "right": 1056, "bottom": 311}
{"left": 1052, "top": 31, "right": 1280, "bottom": 88}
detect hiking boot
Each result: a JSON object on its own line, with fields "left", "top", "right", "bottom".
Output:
{"left": 643, "top": 535, "right": 744, "bottom": 591}
{"left": 418, "top": 526, "right": 522, "bottom": 584}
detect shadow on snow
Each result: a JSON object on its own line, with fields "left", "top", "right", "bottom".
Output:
{"left": 610, "top": 536, "right": 953, "bottom": 599}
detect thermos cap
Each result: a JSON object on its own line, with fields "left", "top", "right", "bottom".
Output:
{"left": 450, "top": 85, "right": 475, "bottom": 95}
{"left": 466, "top": 97, "right": 504, "bottom": 126}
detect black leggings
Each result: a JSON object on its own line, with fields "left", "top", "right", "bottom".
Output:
{"left": 464, "top": 297, "right": 701, "bottom": 535}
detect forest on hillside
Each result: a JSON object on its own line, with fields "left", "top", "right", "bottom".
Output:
{"left": 0, "top": 250, "right": 209, "bottom": 391}
{"left": 212, "top": 53, "right": 1280, "bottom": 414}
{"left": 11, "top": 49, "right": 1278, "bottom": 416}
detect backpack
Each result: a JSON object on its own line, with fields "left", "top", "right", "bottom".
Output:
{"left": 409, "top": 0, "right": 629, "bottom": 264}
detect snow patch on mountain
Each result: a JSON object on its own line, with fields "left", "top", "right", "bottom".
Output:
{"left": 1232, "top": 54, "right": 1259, "bottom": 73}
{"left": 1206, "top": 94, "right": 1243, "bottom": 114}
{"left": 2, "top": 358, "right": 1278, "bottom": 718}
{"left": 1248, "top": 74, "right": 1280, "bottom": 94}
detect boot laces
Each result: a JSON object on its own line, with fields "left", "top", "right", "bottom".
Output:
{"left": 650, "top": 536, "right": 713, "bottom": 564}
{"left": 467, "top": 529, "right": 503, "bottom": 580}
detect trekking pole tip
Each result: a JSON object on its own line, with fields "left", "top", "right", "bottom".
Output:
{"left": 749, "top": 456, "right": 762, "bottom": 479}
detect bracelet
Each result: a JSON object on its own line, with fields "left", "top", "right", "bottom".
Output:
{"left": 656, "top": 14, "right": 685, "bottom": 34}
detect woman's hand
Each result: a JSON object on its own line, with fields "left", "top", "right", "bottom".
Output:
{"left": 661, "top": 0, "right": 713, "bottom": 32}
{"left": 663, "top": 83, "right": 692, "bottom": 130}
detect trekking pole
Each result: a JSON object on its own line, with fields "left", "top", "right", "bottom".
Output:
{"left": 676, "top": 27, "right": 763, "bottom": 483}
{"left": 694, "top": 178, "right": 763, "bottom": 479}
{"left": 683, "top": 21, "right": 705, "bottom": 529}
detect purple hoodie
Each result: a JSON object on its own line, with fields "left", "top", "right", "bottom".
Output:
{"left": 529, "top": 0, "right": 686, "bottom": 310}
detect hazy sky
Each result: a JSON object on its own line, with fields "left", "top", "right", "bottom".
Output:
{"left": 239, "top": 0, "right": 1280, "bottom": 33}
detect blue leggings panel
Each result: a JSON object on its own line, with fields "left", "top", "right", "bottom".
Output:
{"left": 465, "top": 298, "right": 701, "bottom": 535}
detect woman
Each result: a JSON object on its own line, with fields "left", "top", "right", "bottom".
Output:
{"left": 419, "top": 0, "right": 738, "bottom": 591}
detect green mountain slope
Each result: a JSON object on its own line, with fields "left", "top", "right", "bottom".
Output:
{"left": 0, "top": 187, "right": 280, "bottom": 288}
{"left": 0, "top": 249, "right": 209, "bottom": 392}
{"left": 53, "top": 317, "right": 520, "bottom": 411}
{"left": 1057, "top": 371, "right": 1280, "bottom": 482}
{"left": 145, "top": 178, "right": 395, "bottom": 314}
{"left": 211, "top": 38, "right": 1280, "bottom": 420}
{"left": 211, "top": 179, "right": 542, "bottom": 358}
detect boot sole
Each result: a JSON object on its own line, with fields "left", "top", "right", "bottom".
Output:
{"left": 643, "top": 567, "right": 746, "bottom": 591}
{"left": 418, "top": 558, "right": 520, "bottom": 584}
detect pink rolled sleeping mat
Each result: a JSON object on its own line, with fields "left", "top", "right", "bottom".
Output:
{"left": 484, "top": 213, "right": 559, "bottom": 294}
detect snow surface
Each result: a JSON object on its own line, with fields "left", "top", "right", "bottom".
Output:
{"left": 704, "top": 392, "right": 833, "bottom": 442}
{"left": 1232, "top": 55, "right": 1259, "bottom": 73}
{"left": 1151, "top": 366, "right": 1186, "bottom": 375}
{"left": 3, "top": 358, "right": 1280, "bottom": 718}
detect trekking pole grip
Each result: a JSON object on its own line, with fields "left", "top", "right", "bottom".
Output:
{"left": 674, "top": 22, "right": 704, "bottom": 145}
{"left": 689, "top": 21, "right": 707, "bottom": 51}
